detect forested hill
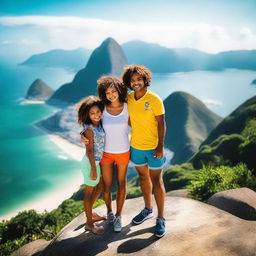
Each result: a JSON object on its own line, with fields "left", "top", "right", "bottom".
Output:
{"left": 190, "top": 95, "right": 256, "bottom": 172}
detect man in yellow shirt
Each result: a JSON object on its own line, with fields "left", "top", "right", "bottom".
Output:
{"left": 122, "top": 65, "right": 166, "bottom": 238}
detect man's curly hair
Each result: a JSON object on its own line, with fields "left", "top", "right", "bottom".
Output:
{"left": 122, "top": 65, "right": 152, "bottom": 90}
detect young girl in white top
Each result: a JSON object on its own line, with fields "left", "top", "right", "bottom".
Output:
{"left": 78, "top": 96, "right": 105, "bottom": 235}
{"left": 82, "top": 76, "right": 129, "bottom": 232}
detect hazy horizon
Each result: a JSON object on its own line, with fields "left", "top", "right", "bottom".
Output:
{"left": 1, "top": 0, "right": 256, "bottom": 61}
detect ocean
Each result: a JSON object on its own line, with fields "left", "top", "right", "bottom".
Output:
{"left": 0, "top": 61, "right": 82, "bottom": 218}
{"left": 0, "top": 60, "right": 256, "bottom": 219}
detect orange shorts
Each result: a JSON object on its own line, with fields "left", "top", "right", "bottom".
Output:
{"left": 100, "top": 150, "right": 130, "bottom": 165}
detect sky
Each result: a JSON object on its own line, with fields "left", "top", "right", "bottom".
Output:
{"left": 0, "top": 0, "right": 256, "bottom": 59}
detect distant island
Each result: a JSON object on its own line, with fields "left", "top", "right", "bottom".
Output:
{"left": 21, "top": 40, "right": 256, "bottom": 74}
{"left": 20, "top": 48, "right": 92, "bottom": 72}
{"left": 122, "top": 41, "right": 256, "bottom": 73}
{"left": 25, "top": 79, "right": 54, "bottom": 101}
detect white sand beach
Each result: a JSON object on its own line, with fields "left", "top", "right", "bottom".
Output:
{"left": 48, "top": 134, "right": 84, "bottom": 161}
{"left": 21, "top": 99, "right": 46, "bottom": 104}
{"left": 1, "top": 134, "right": 85, "bottom": 221}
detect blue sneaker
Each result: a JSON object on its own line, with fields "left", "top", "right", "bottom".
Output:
{"left": 132, "top": 208, "right": 154, "bottom": 224}
{"left": 154, "top": 217, "right": 166, "bottom": 238}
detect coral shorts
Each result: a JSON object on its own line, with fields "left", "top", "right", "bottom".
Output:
{"left": 100, "top": 150, "right": 130, "bottom": 165}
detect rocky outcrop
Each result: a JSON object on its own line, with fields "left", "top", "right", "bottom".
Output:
{"left": 166, "top": 189, "right": 190, "bottom": 198}
{"left": 208, "top": 187, "right": 256, "bottom": 220}
{"left": 11, "top": 239, "right": 50, "bottom": 256}
{"left": 25, "top": 79, "right": 54, "bottom": 100}
{"left": 47, "top": 38, "right": 127, "bottom": 106}
{"left": 13, "top": 195, "right": 256, "bottom": 256}
{"left": 164, "top": 91, "right": 222, "bottom": 164}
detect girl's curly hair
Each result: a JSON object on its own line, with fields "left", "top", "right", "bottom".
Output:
{"left": 97, "top": 75, "right": 127, "bottom": 105}
{"left": 122, "top": 65, "right": 152, "bottom": 90}
{"left": 77, "top": 95, "right": 104, "bottom": 126}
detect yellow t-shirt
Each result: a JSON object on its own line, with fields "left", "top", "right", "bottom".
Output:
{"left": 128, "top": 90, "right": 165, "bottom": 150}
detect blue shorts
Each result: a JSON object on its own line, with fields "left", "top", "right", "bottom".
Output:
{"left": 130, "top": 147, "right": 166, "bottom": 170}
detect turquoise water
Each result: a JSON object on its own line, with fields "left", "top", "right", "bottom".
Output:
{"left": 151, "top": 69, "right": 256, "bottom": 117}
{"left": 0, "top": 60, "right": 255, "bottom": 218}
{"left": 0, "top": 61, "right": 82, "bottom": 217}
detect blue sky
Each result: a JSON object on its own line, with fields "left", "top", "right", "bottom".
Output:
{"left": 1, "top": 0, "right": 256, "bottom": 59}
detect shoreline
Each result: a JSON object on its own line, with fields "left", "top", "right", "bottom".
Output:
{"left": 1, "top": 129, "right": 85, "bottom": 221}
{"left": 21, "top": 99, "right": 46, "bottom": 104}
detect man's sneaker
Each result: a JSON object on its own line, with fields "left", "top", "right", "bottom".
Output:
{"left": 107, "top": 211, "right": 115, "bottom": 224}
{"left": 154, "top": 217, "right": 166, "bottom": 238}
{"left": 132, "top": 208, "right": 154, "bottom": 224}
{"left": 113, "top": 215, "right": 122, "bottom": 232}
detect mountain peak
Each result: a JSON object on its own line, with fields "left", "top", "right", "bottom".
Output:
{"left": 164, "top": 91, "right": 222, "bottom": 164}
{"left": 48, "top": 38, "right": 127, "bottom": 105}
{"left": 85, "top": 37, "right": 127, "bottom": 76}
{"left": 102, "top": 37, "right": 117, "bottom": 45}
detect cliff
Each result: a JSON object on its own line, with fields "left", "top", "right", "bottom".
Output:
{"left": 12, "top": 189, "right": 256, "bottom": 256}
{"left": 47, "top": 38, "right": 127, "bottom": 106}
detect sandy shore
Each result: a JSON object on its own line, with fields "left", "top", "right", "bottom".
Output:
{"left": 1, "top": 133, "right": 85, "bottom": 221}
{"left": 48, "top": 134, "right": 84, "bottom": 161}
{"left": 21, "top": 99, "right": 46, "bottom": 104}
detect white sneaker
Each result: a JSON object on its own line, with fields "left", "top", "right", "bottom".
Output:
{"left": 107, "top": 211, "right": 115, "bottom": 224}
{"left": 113, "top": 215, "right": 122, "bottom": 232}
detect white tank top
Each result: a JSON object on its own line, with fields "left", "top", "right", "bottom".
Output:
{"left": 102, "top": 103, "right": 130, "bottom": 153}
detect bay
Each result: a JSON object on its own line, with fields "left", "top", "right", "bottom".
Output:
{"left": 0, "top": 61, "right": 255, "bottom": 219}
{"left": 151, "top": 69, "right": 256, "bottom": 117}
{"left": 0, "top": 62, "right": 82, "bottom": 218}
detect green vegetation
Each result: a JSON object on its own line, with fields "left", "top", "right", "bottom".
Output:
{"left": 191, "top": 118, "right": 256, "bottom": 173}
{"left": 126, "top": 174, "right": 142, "bottom": 199}
{"left": 187, "top": 163, "right": 256, "bottom": 201}
{"left": 0, "top": 198, "right": 104, "bottom": 256}
{"left": 126, "top": 163, "right": 197, "bottom": 197}
{"left": 163, "top": 163, "right": 197, "bottom": 191}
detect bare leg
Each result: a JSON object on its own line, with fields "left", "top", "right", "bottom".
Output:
{"left": 149, "top": 169, "right": 166, "bottom": 218}
{"left": 135, "top": 165, "right": 152, "bottom": 209}
{"left": 91, "top": 177, "right": 103, "bottom": 205}
{"left": 84, "top": 185, "right": 104, "bottom": 234}
{"left": 90, "top": 178, "right": 106, "bottom": 222}
{"left": 116, "top": 164, "right": 128, "bottom": 216}
{"left": 101, "top": 163, "right": 114, "bottom": 213}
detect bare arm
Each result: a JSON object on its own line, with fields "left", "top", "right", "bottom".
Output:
{"left": 128, "top": 116, "right": 131, "bottom": 127}
{"left": 81, "top": 134, "right": 89, "bottom": 145}
{"left": 84, "top": 129, "right": 97, "bottom": 180}
{"left": 154, "top": 114, "right": 166, "bottom": 158}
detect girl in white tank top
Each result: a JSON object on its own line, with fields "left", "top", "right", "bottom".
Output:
{"left": 82, "top": 76, "right": 129, "bottom": 233}
{"left": 102, "top": 102, "right": 129, "bottom": 153}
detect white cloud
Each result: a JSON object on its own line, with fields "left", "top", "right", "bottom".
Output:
{"left": 2, "top": 40, "right": 12, "bottom": 45}
{"left": 203, "top": 98, "right": 223, "bottom": 108}
{"left": 1, "top": 39, "right": 40, "bottom": 45}
{"left": 0, "top": 16, "right": 255, "bottom": 53}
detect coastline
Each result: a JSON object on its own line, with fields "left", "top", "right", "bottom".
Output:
{"left": 1, "top": 129, "right": 85, "bottom": 221}
{"left": 21, "top": 99, "right": 46, "bottom": 104}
